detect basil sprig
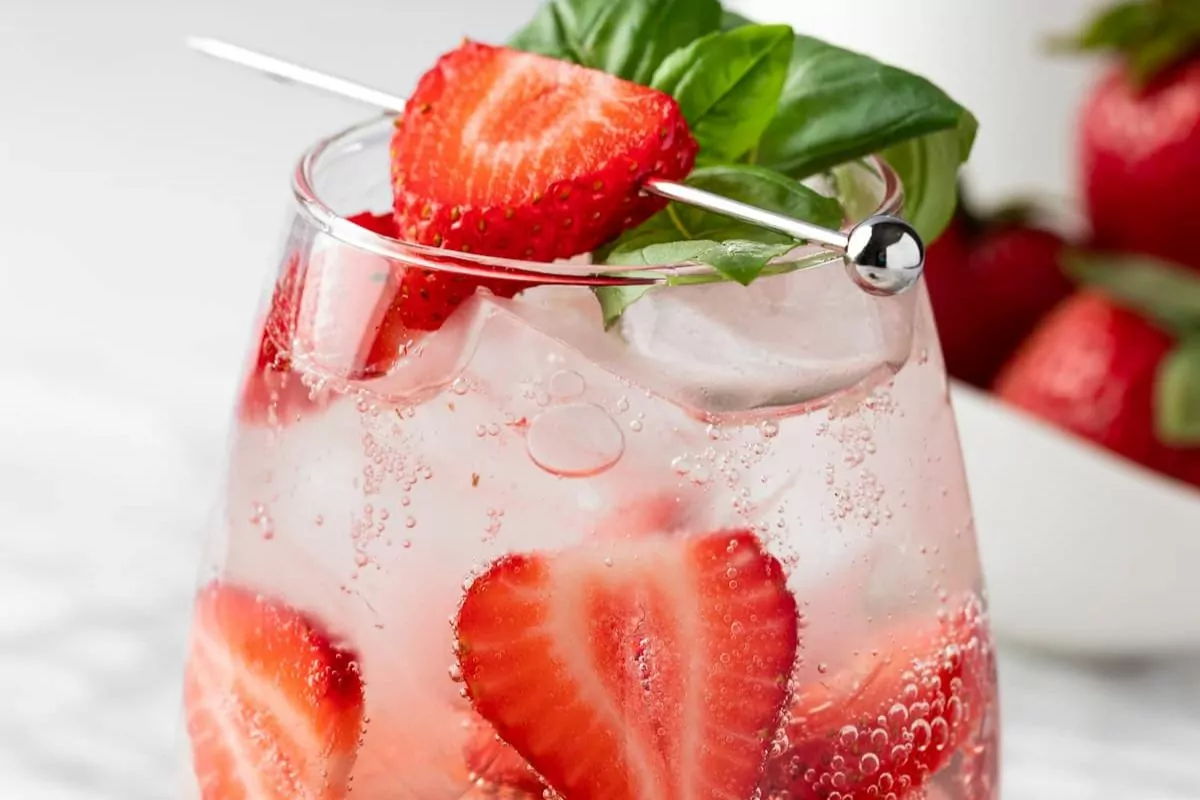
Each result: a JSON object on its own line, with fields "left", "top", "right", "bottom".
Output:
{"left": 509, "top": 0, "right": 722, "bottom": 83}
{"left": 509, "top": 0, "right": 975, "bottom": 321}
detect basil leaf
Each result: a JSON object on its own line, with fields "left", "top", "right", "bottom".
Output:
{"left": 1156, "top": 338, "right": 1200, "bottom": 446}
{"left": 651, "top": 24, "right": 794, "bottom": 163}
{"left": 594, "top": 246, "right": 838, "bottom": 325}
{"left": 758, "top": 36, "right": 971, "bottom": 176}
{"left": 594, "top": 276, "right": 659, "bottom": 329}
{"left": 881, "top": 117, "right": 977, "bottom": 240}
{"left": 721, "top": 10, "right": 754, "bottom": 31}
{"left": 750, "top": 35, "right": 974, "bottom": 240}
{"left": 609, "top": 164, "right": 843, "bottom": 253}
{"left": 609, "top": 239, "right": 795, "bottom": 284}
{"left": 1064, "top": 251, "right": 1200, "bottom": 335}
{"left": 509, "top": 0, "right": 722, "bottom": 83}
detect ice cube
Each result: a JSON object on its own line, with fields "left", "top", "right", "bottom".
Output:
{"left": 513, "top": 265, "right": 918, "bottom": 417}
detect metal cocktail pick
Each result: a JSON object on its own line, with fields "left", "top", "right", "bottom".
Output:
{"left": 187, "top": 37, "right": 925, "bottom": 295}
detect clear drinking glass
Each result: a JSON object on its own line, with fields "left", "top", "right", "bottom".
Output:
{"left": 181, "top": 116, "right": 999, "bottom": 800}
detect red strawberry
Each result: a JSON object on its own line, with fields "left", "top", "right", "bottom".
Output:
{"left": 342, "top": 211, "right": 538, "bottom": 375}
{"left": 761, "top": 596, "right": 995, "bottom": 800}
{"left": 390, "top": 41, "right": 697, "bottom": 261}
{"left": 996, "top": 290, "right": 1200, "bottom": 487}
{"left": 239, "top": 252, "right": 330, "bottom": 426}
{"left": 462, "top": 713, "right": 546, "bottom": 794}
{"left": 184, "top": 582, "right": 365, "bottom": 800}
{"left": 923, "top": 201, "right": 1072, "bottom": 388}
{"left": 455, "top": 530, "right": 799, "bottom": 800}
{"left": 1082, "top": 60, "right": 1200, "bottom": 272}
{"left": 1068, "top": 2, "right": 1200, "bottom": 271}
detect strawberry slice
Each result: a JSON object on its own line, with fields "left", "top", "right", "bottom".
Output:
{"left": 455, "top": 530, "right": 799, "bottom": 800}
{"left": 239, "top": 251, "right": 331, "bottom": 426}
{"left": 349, "top": 210, "right": 538, "bottom": 373}
{"left": 391, "top": 42, "right": 697, "bottom": 262}
{"left": 761, "top": 596, "right": 995, "bottom": 800}
{"left": 462, "top": 712, "right": 546, "bottom": 794}
{"left": 184, "top": 582, "right": 365, "bottom": 800}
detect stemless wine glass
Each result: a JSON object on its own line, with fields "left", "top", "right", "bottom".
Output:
{"left": 181, "top": 116, "right": 998, "bottom": 800}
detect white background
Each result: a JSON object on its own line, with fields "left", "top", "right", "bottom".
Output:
{"left": 1, "top": 0, "right": 1198, "bottom": 797}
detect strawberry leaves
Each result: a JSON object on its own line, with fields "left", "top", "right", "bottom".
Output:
{"left": 1055, "top": 0, "right": 1200, "bottom": 85}
{"left": 1064, "top": 251, "right": 1200, "bottom": 334}
{"left": 1067, "top": 251, "right": 1200, "bottom": 447}
{"left": 1158, "top": 339, "right": 1200, "bottom": 445}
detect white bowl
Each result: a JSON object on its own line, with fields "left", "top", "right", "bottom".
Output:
{"left": 952, "top": 383, "right": 1200, "bottom": 656}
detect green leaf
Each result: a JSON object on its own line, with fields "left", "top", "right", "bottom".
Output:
{"left": 508, "top": 0, "right": 722, "bottom": 83}
{"left": 1064, "top": 252, "right": 1200, "bottom": 335}
{"left": 603, "top": 164, "right": 842, "bottom": 293}
{"left": 831, "top": 161, "right": 883, "bottom": 224}
{"left": 1072, "top": 2, "right": 1156, "bottom": 51}
{"left": 1055, "top": 0, "right": 1200, "bottom": 85}
{"left": 751, "top": 35, "right": 974, "bottom": 240}
{"left": 593, "top": 246, "right": 837, "bottom": 324}
{"left": 651, "top": 24, "right": 794, "bottom": 163}
{"left": 609, "top": 239, "right": 795, "bottom": 284}
{"left": 756, "top": 36, "right": 973, "bottom": 178}
{"left": 881, "top": 116, "right": 977, "bottom": 241}
{"left": 1156, "top": 338, "right": 1200, "bottom": 446}
{"left": 604, "top": 164, "right": 842, "bottom": 259}
{"left": 593, "top": 277, "right": 658, "bottom": 328}
{"left": 720, "top": 9, "right": 754, "bottom": 31}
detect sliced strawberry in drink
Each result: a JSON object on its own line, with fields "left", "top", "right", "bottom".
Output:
{"left": 184, "top": 582, "right": 365, "bottom": 800}
{"left": 462, "top": 713, "right": 546, "bottom": 794}
{"left": 391, "top": 41, "right": 697, "bottom": 262}
{"left": 239, "top": 252, "right": 331, "bottom": 426}
{"left": 455, "top": 530, "right": 799, "bottom": 800}
{"left": 761, "top": 596, "right": 995, "bottom": 800}
{"left": 297, "top": 210, "right": 538, "bottom": 377}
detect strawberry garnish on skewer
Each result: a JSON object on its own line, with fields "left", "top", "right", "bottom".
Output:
{"left": 454, "top": 530, "right": 799, "bottom": 800}
{"left": 390, "top": 42, "right": 697, "bottom": 262}
{"left": 245, "top": 42, "right": 698, "bottom": 385}
{"left": 184, "top": 582, "right": 365, "bottom": 800}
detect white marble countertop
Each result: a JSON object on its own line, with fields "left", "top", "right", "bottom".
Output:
{"left": 1, "top": 1, "right": 1197, "bottom": 797}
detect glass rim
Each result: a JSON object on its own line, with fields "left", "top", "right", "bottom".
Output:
{"left": 292, "top": 114, "right": 905, "bottom": 287}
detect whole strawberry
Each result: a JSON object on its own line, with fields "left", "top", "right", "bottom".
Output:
{"left": 923, "top": 198, "right": 1072, "bottom": 388}
{"left": 1067, "top": 0, "right": 1200, "bottom": 271}
{"left": 995, "top": 254, "right": 1200, "bottom": 488}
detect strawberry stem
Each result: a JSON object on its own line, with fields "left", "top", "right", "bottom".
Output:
{"left": 1061, "top": 0, "right": 1200, "bottom": 86}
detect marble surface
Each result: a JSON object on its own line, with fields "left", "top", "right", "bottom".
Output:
{"left": 1, "top": 1, "right": 1198, "bottom": 798}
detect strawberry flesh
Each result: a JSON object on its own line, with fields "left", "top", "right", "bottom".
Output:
{"left": 344, "top": 210, "right": 537, "bottom": 372}
{"left": 391, "top": 42, "right": 697, "bottom": 262}
{"left": 761, "top": 596, "right": 995, "bottom": 799}
{"left": 239, "top": 252, "right": 329, "bottom": 426}
{"left": 463, "top": 713, "right": 547, "bottom": 794}
{"left": 455, "top": 530, "right": 799, "bottom": 800}
{"left": 184, "top": 582, "right": 365, "bottom": 800}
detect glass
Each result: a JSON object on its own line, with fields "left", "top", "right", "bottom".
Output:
{"left": 181, "top": 116, "right": 999, "bottom": 800}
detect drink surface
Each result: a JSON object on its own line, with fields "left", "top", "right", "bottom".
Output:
{"left": 186, "top": 246, "right": 999, "bottom": 799}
